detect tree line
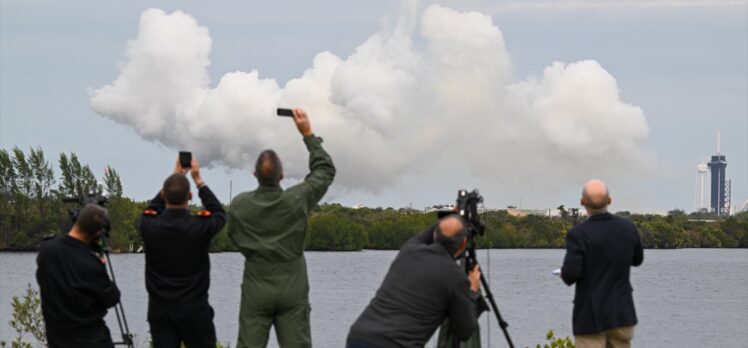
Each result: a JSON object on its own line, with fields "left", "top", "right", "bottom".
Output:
{"left": 0, "top": 146, "right": 142, "bottom": 251}
{"left": 1, "top": 146, "right": 746, "bottom": 252}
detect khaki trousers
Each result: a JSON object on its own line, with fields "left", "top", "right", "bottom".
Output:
{"left": 575, "top": 326, "right": 635, "bottom": 348}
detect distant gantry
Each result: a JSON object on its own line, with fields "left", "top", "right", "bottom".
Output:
{"left": 705, "top": 131, "right": 731, "bottom": 216}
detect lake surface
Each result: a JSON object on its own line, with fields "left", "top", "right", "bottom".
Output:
{"left": 1, "top": 249, "right": 747, "bottom": 347}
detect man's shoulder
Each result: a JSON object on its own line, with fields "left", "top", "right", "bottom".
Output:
{"left": 228, "top": 191, "right": 256, "bottom": 208}
{"left": 38, "top": 236, "right": 62, "bottom": 254}
{"left": 604, "top": 214, "right": 637, "bottom": 231}
{"left": 410, "top": 245, "right": 464, "bottom": 277}
{"left": 610, "top": 213, "right": 635, "bottom": 224}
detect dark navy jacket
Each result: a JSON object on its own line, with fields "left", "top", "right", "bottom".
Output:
{"left": 139, "top": 185, "right": 226, "bottom": 303}
{"left": 561, "top": 212, "right": 644, "bottom": 335}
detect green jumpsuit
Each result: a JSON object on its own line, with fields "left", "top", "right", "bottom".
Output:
{"left": 229, "top": 135, "right": 335, "bottom": 348}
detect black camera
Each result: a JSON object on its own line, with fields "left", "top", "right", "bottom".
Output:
{"left": 456, "top": 189, "right": 485, "bottom": 238}
{"left": 63, "top": 188, "right": 111, "bottom": 236}
{"left": 63, "top": 188, "right": 108, "bottom": 207}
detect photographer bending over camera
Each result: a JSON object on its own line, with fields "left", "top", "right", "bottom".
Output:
{"left": 139, "top": 156, "right": 226, "bottom": 347}
{"left": 346, "top": 214, "right": 483, "bottom": 348}
{"left": 36, "top": 204, "right": 121, "bottom": 348}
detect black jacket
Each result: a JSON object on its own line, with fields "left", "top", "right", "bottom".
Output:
{"left": 36, "top": 235, "right": 120, "bottom": 337}
{"left": 139, "top": 185, "right": 226, "bottom": 303}
{"left": 561, "top": 212, "right": 644, "bottom": 335}
{"left": 347, "top": 225, "right": 480, "bottom": 347}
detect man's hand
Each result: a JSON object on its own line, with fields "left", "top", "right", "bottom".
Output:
{"left": 174, "top": 157, "right": 188, "bottom": 175}
{"left": 292, "top": 108, "right": 313, "bottom": 137}
{"left": 190, "top": 158, "right": 204, "bottom": 188}
{"left": 468, "top": 265, "right": 481, "bottom": 292}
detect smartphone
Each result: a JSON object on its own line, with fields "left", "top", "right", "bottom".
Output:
{"left": 277, "top": 108, "right": 294, "bottom": 117}
{"left": 179, "top": 151, "right": 192, "bottom": 169}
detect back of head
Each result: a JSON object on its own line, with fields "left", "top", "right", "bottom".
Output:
{"left": 75, "top": 204, "right": 110, "bottom": 237}
{"left": 582, "top": 179, "right": 611, "bottom": 211}
{"left": 163, "top": 174, "right": 191, "bottom": 205}
{"left": 435, "top": 214, "right": 468, "bottom": 256}
{"left": 255, "top": 150, "right": 283, "bottom": 187}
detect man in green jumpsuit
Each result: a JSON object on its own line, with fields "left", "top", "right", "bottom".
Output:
{"left": 229, "top": 108, "right": 335, "bottom": 348}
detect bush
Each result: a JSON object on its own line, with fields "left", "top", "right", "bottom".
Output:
{"left": 525, "top": 330, "right": 574, "bottom": 348}
{"left": 1, "top": 283, "right": 47, "bottom": 348}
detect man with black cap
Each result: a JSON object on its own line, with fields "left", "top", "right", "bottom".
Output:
{"left": 37, "top": 204, "right": 120, "bottom": 348}
{"left": 139, "top": 156, "right": 226, "bottom": 347}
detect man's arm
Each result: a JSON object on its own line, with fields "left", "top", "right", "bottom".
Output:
{"left": 447, "top": 279, "right": 481, "bottom": 341}
{"left": 632, "top": 225, "right": 644, "bottom": 267}
{"left": 561, "top": 230, "right": 584, "bottom": 286}
{"left": 95, "top": 275, "right": 121, "bottom": 309}
{"left": 190, "top": 158, "right": 227, "bottom": 236}
{"left": 80, "top": 262, "right": 121, "bottom": 309}
{"left": 139, "top": 191, "right": 164, "bottom": 236}
{"left": 197, "top": 185, "right": 227, "bottom": 236}
{"left": 227, "top": 210, "right": 243, "bottom": 252}
{"left": 291, "top": 109, "right": 336, "bottom": 210}
{"left": 145, "top": 191, "right": 165, "bottom": 212}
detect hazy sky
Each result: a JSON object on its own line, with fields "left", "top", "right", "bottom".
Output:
{"left": 1, "top": 0, "right": 746, "bottom": 213}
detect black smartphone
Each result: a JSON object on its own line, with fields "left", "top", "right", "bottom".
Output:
{"left": 179, "top": 151, "right": 192, "bottom": 169}
{"left": 277, "top": 108, "right": 294, "bottom": 117}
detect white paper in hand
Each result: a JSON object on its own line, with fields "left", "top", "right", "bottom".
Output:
{"left": 551, "top": 268, "right": 561, "bottom": 276}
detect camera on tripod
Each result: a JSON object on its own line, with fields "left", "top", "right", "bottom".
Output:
{"left": 63, "top": 188, "right": 110, "bottom": 234}
{"left": 448, "top": 189, "right": 516, "bottom": 348}
{"left": 456, "top": 189, "right": 485, "bottom": 239}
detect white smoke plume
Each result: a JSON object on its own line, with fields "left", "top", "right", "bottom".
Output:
{"left": 89, "top": 5, "right": 651, "bottom": 196}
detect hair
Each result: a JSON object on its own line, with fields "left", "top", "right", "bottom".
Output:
{"left": 162, "top": 174, "right": 191, "bottom": 205}
{"left": 75, "top": 204, "right": 110, "bottom": 237}
{"left": 582, "top": 185, "right": 610, "bottom": 210}
{"left": 435, "top": 214, "right": 469, "bottom": 256}
{"left": 255, "top": 150, "right": 283, "bottom": 187}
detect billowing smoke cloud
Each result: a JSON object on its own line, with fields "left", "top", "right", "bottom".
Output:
{"left": 90, "top": 5, "right": 651, "bottom": 195}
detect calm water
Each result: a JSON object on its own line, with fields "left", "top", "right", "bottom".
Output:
{"left": 1, "top": 249, "right": 747, "bottom": 348}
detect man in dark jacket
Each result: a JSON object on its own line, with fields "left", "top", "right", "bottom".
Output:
{"left": 37, "top": 204, "right": 120, "bottom": 348}
{"left": 139, "top": 156, "right": 226, "bottom": 347}
{"left": 346, "top": 214, "right": 482, "bottom": 348}
{"left": 561, "top": 179, "right": 644, "bottom": 348}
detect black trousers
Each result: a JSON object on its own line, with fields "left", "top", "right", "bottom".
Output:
{"left": 148, "top": 299, "right": 217, "bottom": 348}
{"left": 47, "top": 324, "right": 114, "bottom": 348}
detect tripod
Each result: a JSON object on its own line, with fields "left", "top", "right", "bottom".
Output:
{"left": 97, "top": 234, "right": 134, "bottom": 348}
{"left": 465, "top": 243, "right": 514, "bottom": 348}
{"left": 454, "top": 189, "right": 514, "bottom": 348}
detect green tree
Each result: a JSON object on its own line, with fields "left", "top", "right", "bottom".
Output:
{"left": 58, "top": 152, "right": 98, "bottom": 198}
{"left": 28, "top": 147, "right": 55, "bottom": 216}
{"left": 0, "top": 149, "right": 17, "bottom": 247}
{"left": 9, "top": 147, "right": 35, "bottom": 247}
{"left": 104, "top": 165, "right": 123, "bottom": 198}
{"left": 12, "top": 147, "right": 33, "bottom": 198}
{"left": 57, "top": 152, "right": 75, "bottom": 197}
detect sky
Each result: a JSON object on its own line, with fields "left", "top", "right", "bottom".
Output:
{"left": 1, "top": 0, "right": 747, "bottom": 214}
